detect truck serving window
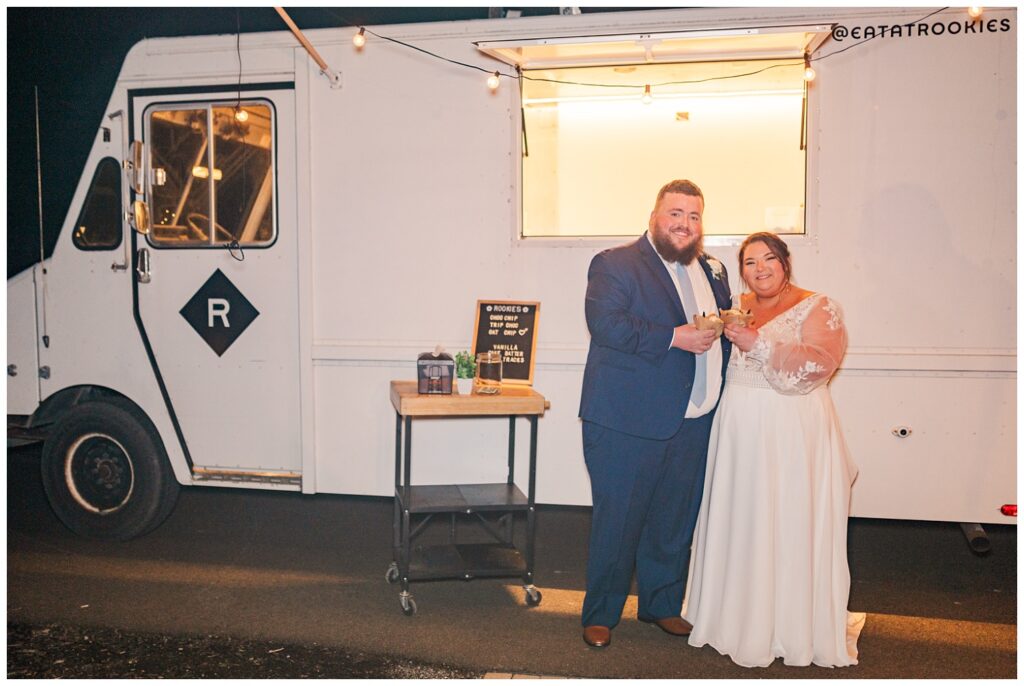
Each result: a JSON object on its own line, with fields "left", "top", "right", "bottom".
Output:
{"left": 72, "top": 157, "right": 122, "bottom": 251}
{"left": 146, "top": 102, "right": 275, "bottom": 247}
{"left": 520, "top": 59, "right": 808, "bottom": 238}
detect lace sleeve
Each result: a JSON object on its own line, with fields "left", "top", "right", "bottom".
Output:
{"left": 752, "top": 296, "right": 848, "bottom": 395}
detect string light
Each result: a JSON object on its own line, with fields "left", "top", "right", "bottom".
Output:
{"left": 234, "top": 107, "right": 249, "bottom": 122}
{"left": 967, "top": 6, "right": 984, "bottom": 20}
{"left": 334, "top": 11, "right": 810, "bottom": 91}
{"left": 803, "top": 55, "right": 816, "bottom": 83}
{"left": 325, "top": 7, "right": 948, "bottom": 93}
{"left": 487, "top": 71, "right": 500, "bottom": 91}
{"left": 641, "top": 84, "right": 653, "bottom": 104}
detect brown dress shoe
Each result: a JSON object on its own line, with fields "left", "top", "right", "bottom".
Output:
{"left": 640, "top": 616, "right": 692, "bottom": 636}
{"left": 582, "top": 625, "right": 612, "bottom": 647}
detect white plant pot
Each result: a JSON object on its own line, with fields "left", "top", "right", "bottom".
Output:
{"left": 456, "top": 377, "right": 474, "bottom": 395}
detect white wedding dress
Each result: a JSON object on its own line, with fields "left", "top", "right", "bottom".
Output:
{"left": 683, "top": 293, "right": 866, "bottom": 668}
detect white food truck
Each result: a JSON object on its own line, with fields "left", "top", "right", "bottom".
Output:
{"left": 7, "top": 7, "right": 1015, "bottom": 542}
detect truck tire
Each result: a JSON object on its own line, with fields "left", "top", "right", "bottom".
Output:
{"left": 40, "top": 398, "right": 180, "bottom": 540}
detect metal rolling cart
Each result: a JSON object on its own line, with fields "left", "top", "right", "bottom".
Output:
{"left": 385, "top": 380, "right": 548, "bottom": 616}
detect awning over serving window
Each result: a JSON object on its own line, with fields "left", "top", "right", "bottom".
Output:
{"left": 475, "top": 24, "right": 833, "bottom": 69}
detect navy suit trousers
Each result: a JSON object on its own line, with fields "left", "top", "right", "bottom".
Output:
{"left": 581, "top": 413, "right": 713, "bottom": 628}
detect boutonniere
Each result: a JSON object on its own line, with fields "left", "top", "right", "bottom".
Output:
{"left": 706, "top": 256, "right": 725, "bottom": 281}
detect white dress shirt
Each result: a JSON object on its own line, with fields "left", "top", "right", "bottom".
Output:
{"left": 647, "top": 234, "right": 723, "bottom": 418}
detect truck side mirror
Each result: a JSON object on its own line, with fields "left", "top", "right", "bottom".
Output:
{"left": 132, "top": 200, "right": 151, "bottom": 235}
{"left": 128, "top": 140, "right": 145, "bottom": 194}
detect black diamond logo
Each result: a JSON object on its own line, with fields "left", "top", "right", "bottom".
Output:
{"left": 179, "top": 269, "right": 259, "bottom": 357}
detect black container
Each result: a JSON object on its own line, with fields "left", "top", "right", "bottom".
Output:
{"left": 417, "top": 351, "right": 454, "bottom": 394}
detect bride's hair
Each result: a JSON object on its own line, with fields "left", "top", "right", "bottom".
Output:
{"left": 738, "top": 232, "right": 793, "bottom": 285}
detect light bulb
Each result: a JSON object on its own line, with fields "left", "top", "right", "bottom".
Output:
{"left": 234, "top": 107, "right": 249, "bottom": 122}
{"left": 803, "top": 55, "right": 816, "bottom": 83}
{"left": 968, "top": 6, "right": 983, "bottom": 19}
{"left": 641, "top": 84, "right": 653, "bottom": 105}
{"left": 487, "top": 71, "right": 500, "bottom": 91}
{"left": 353, "top": 27, "right": 366, "bottom": 49}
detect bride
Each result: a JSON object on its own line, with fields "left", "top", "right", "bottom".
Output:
{"left": 682, "top": 232, "right": 865, "bottom": 668}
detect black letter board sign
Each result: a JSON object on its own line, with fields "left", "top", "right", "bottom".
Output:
{"left": 472, "top": 300, "right": 540, "bottom": 385}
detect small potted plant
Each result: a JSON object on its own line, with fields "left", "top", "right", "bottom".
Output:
{"left": 455, "top": 350, "right": 475, "bottom": 395}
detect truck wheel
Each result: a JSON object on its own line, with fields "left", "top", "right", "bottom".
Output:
{"left": 40, "top": 399, "right": 180, "bottom": 540}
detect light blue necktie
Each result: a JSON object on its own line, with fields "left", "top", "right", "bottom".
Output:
{"left": 675, "top": 263, "right": 707, "bottom": 406}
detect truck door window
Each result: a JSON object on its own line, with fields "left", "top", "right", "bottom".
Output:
{"left": 147, "top": 102, "right": 275, "bottom": 247}
{"left": 72, "top": 157, "right": 122, "bottom": 250}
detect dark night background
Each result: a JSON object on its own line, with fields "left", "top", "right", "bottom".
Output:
{"left": 7, "top": 6, "right": 640, "bottom": 278}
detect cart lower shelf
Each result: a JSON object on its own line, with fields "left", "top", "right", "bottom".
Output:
{"left": 385, "top": 543, "right": 543, "bottom": 616}
{"left": 405, "top": 542, "right": 526, "bottom": 581}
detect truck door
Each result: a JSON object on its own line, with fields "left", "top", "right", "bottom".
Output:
{"left": 131, "top": 86, "right": 301, "bottom": 484}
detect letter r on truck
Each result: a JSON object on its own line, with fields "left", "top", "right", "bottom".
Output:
{"left": 208, "top": 298, "right": 231, "bottom": 328}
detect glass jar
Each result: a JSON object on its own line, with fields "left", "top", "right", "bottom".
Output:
{"left": 475, "top": 351, "right": 503, "bottom": 395}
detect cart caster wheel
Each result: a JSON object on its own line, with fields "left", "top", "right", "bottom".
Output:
{"left": 400, "top": 592, "right": 417, "bottom": 616}
{"left": 524, "top": 586, "right": 542, "bottom": 607}
{"left": 385, "top": 562, "right": 400, "bottom": 584}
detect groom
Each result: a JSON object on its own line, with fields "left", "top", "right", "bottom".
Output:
{"left": 577, "top": 179, "right": 732, "bottom": 648}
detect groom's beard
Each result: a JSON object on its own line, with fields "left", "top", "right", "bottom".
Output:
{"left": 652, "top": 231, "right": 704, "bottom": 266}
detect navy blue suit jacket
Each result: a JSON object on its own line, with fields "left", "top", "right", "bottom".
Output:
{"left": 579, "top": 234, "right": 732, "bottom": 440}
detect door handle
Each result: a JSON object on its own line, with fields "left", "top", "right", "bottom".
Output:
{"left": 136, "top": 247, "right": 151, "bottom": 284}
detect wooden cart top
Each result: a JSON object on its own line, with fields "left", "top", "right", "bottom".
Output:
{"left": 389, "top": 380, "right": 548, "bottom": 417}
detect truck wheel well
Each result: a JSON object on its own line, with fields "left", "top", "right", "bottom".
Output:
{"left": 29, "top": 385, "right": 131, "bottom": 429}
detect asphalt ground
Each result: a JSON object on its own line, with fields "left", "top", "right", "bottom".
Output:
{"left": 6, "top": 622, "right": 479, "bottom": 679}
{"left": 6, "top": 442, "right": 1017, "bottom": 678}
